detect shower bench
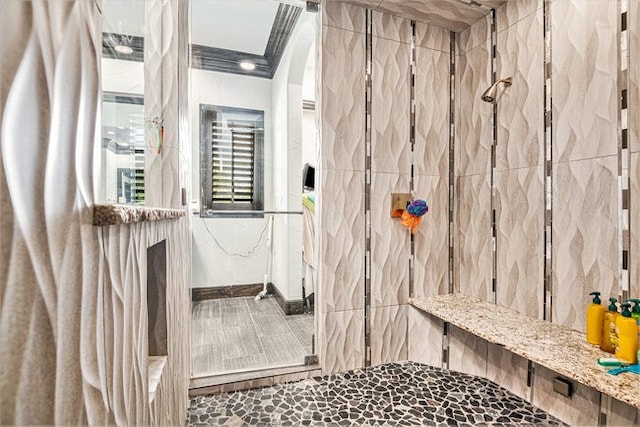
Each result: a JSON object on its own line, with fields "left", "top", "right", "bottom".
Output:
{"left": 408, "top": 293, "right": 639, "bottom": 424}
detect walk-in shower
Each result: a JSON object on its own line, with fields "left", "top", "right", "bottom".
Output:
{"left": 481, "top": 77, "right": 512, "bottom": 102}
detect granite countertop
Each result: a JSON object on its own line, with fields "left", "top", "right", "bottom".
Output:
{"left": 93, "top": 204, "right": 185, "bottom": 226}
{"left": 409, "top": 293, "right": 640, "bottom": 409}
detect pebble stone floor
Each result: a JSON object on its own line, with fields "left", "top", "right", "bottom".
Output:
{"left": 187, "top": 361, "right": 564, "bottom": 426}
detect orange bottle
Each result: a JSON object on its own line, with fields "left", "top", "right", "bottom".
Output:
{"left": 600, "top": 297, "right": 619, "bottom": 354}
{"left": 615, "top": 303, "right": 638, "bottom": 364}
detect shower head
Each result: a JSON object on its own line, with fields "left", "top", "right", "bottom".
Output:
{"left": 481, "top": 77, "right": 513, "bottom": 103}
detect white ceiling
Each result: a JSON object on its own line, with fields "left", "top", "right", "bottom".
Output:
{"left": 191, "top": 0, "right": 280, "bottom": 54}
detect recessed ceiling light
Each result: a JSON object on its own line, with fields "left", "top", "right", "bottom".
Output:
{"left": 114, "top": 44, "right": 133, "bottom": 55}
{"left": 239, "top": 61, "right": 256, "bottom": 71}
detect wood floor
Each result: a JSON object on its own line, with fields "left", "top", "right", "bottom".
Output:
{"left": 191, "top": 296, "right": 314, "bottom": 376}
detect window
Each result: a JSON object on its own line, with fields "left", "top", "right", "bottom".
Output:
{"left": 200, "top": 105, "right": 264, "bottom": 216}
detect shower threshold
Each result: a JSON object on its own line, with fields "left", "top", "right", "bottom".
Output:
{"left": 189, "top": 363, "right": 321, "bottom": 396}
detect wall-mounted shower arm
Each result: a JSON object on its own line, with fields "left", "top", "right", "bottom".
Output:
{"left": 481, "top": 77, "right": 512, "bottom": 103}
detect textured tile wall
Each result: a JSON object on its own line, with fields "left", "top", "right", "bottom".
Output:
{"left": 552, "top": 158, "right": 619, "bottom": 330}
{"left": 551, "top": 0, "right": 618, "bottom": 163}
{"left": 493, "top": 2, "right": 544, "bottom": 318}
{"left": 413, "top": 26, "right": 450, "bottom": 299}
{"left": 456, "top": 174, "right": 492, "bottom": 300}
{"left": 632, "top": 154, "right": 640, "bottom": 300}
{"left": 370, "top": 304, "right": 408, "bottom": 365}
{"left": 495, "top": 167, "right": 544, "bottom": 318}
{"left": 370, "top": 173, "right": 411, "bottom": 307}
{"left": 413, "top": 175, "right": 449, "bottom": 297}
{"left": 447, "top": 326, "right": 488, "bottom": 378}
{"left": 485, "top": 344, "right": 530, "bottom": 403}
{"left": 531, "top": 365, "right": 601, "bottom": 426}
{"left": 407, "top": 307, "right": 443, "bottom": 367}
{"left": 0, "top": 1, "right": 190, "bottom": 424}
{"left": 319, "top": 1, "right": 366, "bottom": 374}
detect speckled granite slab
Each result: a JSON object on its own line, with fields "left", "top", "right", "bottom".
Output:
{"left": 409, "top": 293, "right": 640, "bottom": 409}
{"left": 92, "top": 204, "right": 185, "bottom": 226}
{"left": 187, "top": 361, "right": 564, "bottom": 426}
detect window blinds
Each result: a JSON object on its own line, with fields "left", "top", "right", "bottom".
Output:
{"left": 211, "top": 120, "right": 256, "bottom": 204}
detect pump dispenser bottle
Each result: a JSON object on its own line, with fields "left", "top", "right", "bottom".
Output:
{"left": 627, "top": 299, "right": 640, "bottom": 363}
{"left": 586, "top": 291, "right": 604, "bottom": 345}
{"left": 600, "top": 297, "right": 619, "bottom": 354}
{"left": 615, "top": 303, "right": 638, "bottom": 364}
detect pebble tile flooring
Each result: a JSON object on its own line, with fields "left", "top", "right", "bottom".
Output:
{"left": 187, "top": 361, "right": 564, "bottom": 426}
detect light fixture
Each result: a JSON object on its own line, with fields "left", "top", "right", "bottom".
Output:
{"left": 114, "top": 44, "right": 133, "bottom": 55}
{"left": 239, "top": 60, "right": 256, "bottom": 71}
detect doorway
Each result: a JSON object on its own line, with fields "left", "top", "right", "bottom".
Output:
{"left": 189, "top": 0, "right": 318, "bottom": 382}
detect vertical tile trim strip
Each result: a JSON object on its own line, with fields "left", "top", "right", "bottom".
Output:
{"left": 490, "top": 9, "right": 497, "bottom": 304}
{"left": 449, "top": 31, "right": 456, "bottom": 295}
{"left": 364, "top": 8, "right": 373, "bottom": 368}
{"left": 409, "top": 21, "right": 417, "bottom": 299}
{"left": 619, "top": 0, "right": 631, "bottom": 302}
{"left": 543, "top": 0, "right": 553, "bottom": 322}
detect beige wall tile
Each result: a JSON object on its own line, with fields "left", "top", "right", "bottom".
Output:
{"left": 320, "top": 309, "right": 365, "bottom": 375}
{"left": 495, "top": 166, "right": 544, "bottom": 319}
{"left": 372, "top": 36, "right": 411, "bottom": 174}
{"left": 370, "top": 304, "right": 408, "bottom": 365}
{"left": 551, "top": 0, "right": 618, "bottom": 162}
{"left": 552, "top": 157, "right": 619, "bottom": 331}
{"left": 407, "top": 307, "right": 443, "bottom": 367}
{"left": 321, "top": 25, "right": 366, "bottom": 171}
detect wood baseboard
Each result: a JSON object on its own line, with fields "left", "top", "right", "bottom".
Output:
{"left": 192, "top": 283, "right": 264, "bottom": 301}
{"left": 269, "top": 283, "right": 305, "bottom": 315}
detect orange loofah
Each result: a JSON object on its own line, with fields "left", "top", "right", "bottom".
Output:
{"left": 401, "top": 210, "right": 422, "bottom": 234}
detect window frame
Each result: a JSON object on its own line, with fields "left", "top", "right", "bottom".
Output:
{"left": 199, "top": 104, "right": 264, "bottom": 218}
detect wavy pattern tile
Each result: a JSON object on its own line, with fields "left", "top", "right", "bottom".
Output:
{"left": 532, "top": 365, "right": 600, "bottom": 426}
{"left": 448, "top": 327, "right": 488, "bottom": 378}
{"left": 372, "top": 36, "right": 410, "bottom": 174}
{"left": 376, "top": 0, "right": 493, "bottom": 33}
{"left": 456, "top": 174, "right": 492, "bottom": 300}
{"left": 630, "top": 0, "right": 640, "bottom": 154}
{"left": 373, "top": 10, "right": 411, "bottom": 43}
{"left": 145, "top": 0, "right": 164, "bottom": 207}
{"left": 495, "top": 7, "right": 544, "bottom": 171}
{"left": 321, "top": 25, "right": 365, "bottom": 172}
{"left": 456, "top": 39, "right": 492, "bottom": 177}
{"left": 457, "top": 14, "right": 490, "bottom": 55}
{"left": 551, "top": 0, "right": 617, "bottom": 162}
{"left": 370, "top": 305, "right": 408, "bottom": 365}
{"left": 413, "top": 175, "right": 449, "bottom": 297}
{"left": 323, "top": 0, "right": 366, "bottom": 33}
{"left": 496, "top": 0, "right": 541, "bottom": 34}
{"left": 407, "top": 306, "right": 443, "bottom": 367}
{"left": 370, "top": 173, "right": 410, "bottom": 307}
{"left": 495, "top": 167, "right": 544, "bottom": 319}
{"left": 415, "top": 46, "right": 449, "bottom": 177}
{"left": 552, "top": 158, "right": 618, "bottom": 331}
{"left": 321, "top": 309, "right": 364, "bottom": 375}
{"left": 485, "top": 344, "right": 529, "bottom": 402}
{"left": 631, "top": 154, "right": 640, "bottom": 300}
{"left": 414, "top": 21, "right": 450, "bottom": 52}
{"left": 319, "top": 170, "right": 364, "bottom": 312}
{"left": 0, "top": 1, "right": 189, "bottom": 424}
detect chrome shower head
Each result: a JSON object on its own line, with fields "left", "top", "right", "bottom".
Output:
{"left": 481, "top": 77, "right": 513, "bottom": 103}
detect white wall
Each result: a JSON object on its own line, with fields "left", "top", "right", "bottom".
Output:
{"left": 270, "top": 13, "right": 316, "bottom": 301}
{"left": 190, "top": 69, "right": 273, "bottom": 287}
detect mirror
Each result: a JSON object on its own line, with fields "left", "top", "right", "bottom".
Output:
{"left": 100, "top": 0, "right": 146, "bottom": 205}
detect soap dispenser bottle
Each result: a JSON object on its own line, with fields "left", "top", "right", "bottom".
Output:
{"left": 615, "top": 303, "right": 638, "bottom": 364}
{"left": 586, "top": 291, "right": 605, "bottom": 345}
{"left": 600, "top": 297, "right": 619, "bottom": 354}
{"left": 626, "top": 299, "right": 640, "bottom": 363}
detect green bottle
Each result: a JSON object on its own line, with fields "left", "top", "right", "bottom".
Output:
{"left": 626, "top": 299, "right": 640, "bottom": 363}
